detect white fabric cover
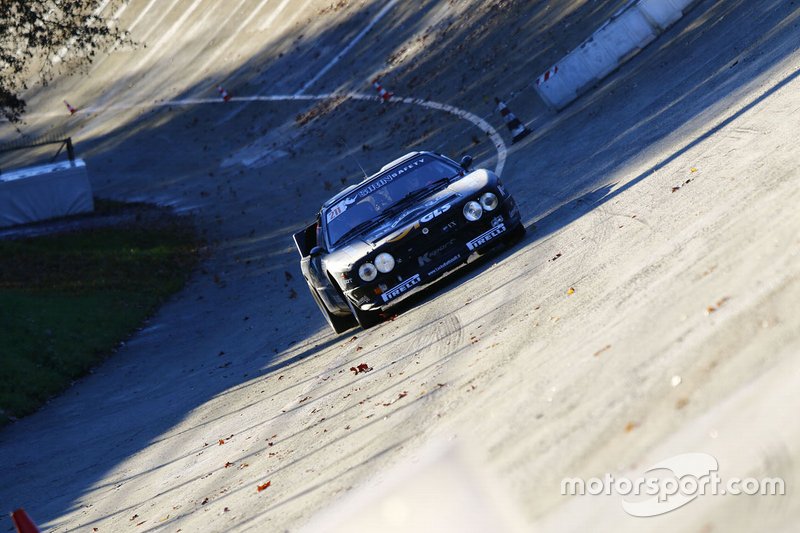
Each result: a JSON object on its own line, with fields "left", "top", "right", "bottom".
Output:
{"left": 0, "top": 159, "right": 94, "bottom": 228}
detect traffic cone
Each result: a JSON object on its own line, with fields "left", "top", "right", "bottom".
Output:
{"left": 10, "top": 509, "right": 40, "bottom": 533}
{"left": 217, "top": 85, "right": 231, "bottom": 102}
{"left": 372, "top": 78, "right": 393, "bottom": 102}
{"left": 495, "top": 98, "right": 531, "bottom": 143}
{"left": 63, "top": 100, "right": 78, "bottom": 115}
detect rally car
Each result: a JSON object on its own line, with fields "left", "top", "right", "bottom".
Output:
{"left": 293, "top": 151, "right": 524, "bottom": 333}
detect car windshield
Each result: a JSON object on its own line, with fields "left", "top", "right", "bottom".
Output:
{"left": 324, "top": 155, "right": 459, "bottom": 247}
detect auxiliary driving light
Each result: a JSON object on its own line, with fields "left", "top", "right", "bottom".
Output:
{"left": 463, "top": 201, "right": 483, "bottom": 221}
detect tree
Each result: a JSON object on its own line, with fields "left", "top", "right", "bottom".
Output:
{"left": 0, "top": 0, "right": 129, "bottom": 122}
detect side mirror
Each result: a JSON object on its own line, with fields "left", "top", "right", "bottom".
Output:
{"left": 309, "top": 245, "right": 326, "bottom": 257}
{"left": 460, "top": 155, "right": 474, "bottom": 171}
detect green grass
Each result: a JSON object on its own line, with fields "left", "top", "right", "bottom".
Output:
{"left": 0, "top": 213, "right": 200, "bottom": 424}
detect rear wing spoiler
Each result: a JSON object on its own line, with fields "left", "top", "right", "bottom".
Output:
{"left": 293, "top": 220, "right": 318, "bottom": 258}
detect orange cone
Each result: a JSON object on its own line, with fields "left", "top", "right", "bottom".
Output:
{"left": 63, "top": 100, "right": 78, "bottom": 115}
{"left": 11, "top": 509, "right": 40, "bottom": 533}
{"left": 371, "top": 78, "right": 393, "bottom": 102}
{"left": 217, "top": 85, "right": 232, "bottom": 102}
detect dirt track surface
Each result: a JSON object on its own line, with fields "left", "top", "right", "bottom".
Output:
{"left": 1, "top": 0, "right": 799, "bottom": 531}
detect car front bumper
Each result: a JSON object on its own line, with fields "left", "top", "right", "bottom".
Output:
{"left": 345, "top": 197, "right": 522, "bottom": 311}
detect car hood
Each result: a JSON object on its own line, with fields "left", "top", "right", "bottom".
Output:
{"left": 325, "top": 169, "right": 494, "bottom": 270}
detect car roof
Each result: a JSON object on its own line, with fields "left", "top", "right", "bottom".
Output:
{"left": 321, "top": 151, "right": 432, "bottom": 209}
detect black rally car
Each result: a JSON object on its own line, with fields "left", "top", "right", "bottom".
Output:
{"left": 293, "top": 151, "right": 524, "bottom": 332}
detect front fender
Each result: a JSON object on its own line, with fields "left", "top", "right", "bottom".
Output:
{"left": 301, "top": 256, "right": 349, "bottom": 314}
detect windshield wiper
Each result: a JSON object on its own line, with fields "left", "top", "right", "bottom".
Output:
{"left": 334, "top": 211, "right": 395, "bottom": 245}
{"left": 385, "top": 176, "right": 454, "bottom": 215}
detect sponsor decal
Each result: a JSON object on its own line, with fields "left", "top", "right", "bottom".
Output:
{"left": 441, "top": 221, "right": 458, "bottom": 233}
{"left": 381, "top": 274, "right": 421, "bottom": 302}
{"left": 355, "top": 157, "right": 428, "bottom": 200}
{"left": 326, "top": 201, "right": 346, "bottom": 223}
{"left": 387, "top": 203, "right": 452, "bottom": 243}
{"left": 326, "top": 196, "right": 357, "bottom": 223}
{"left": 466, "top": 223, "right": 506, "bottom": 251}
{"left": 427, "top": 254, "right": 461, "bottom": 276}
{"left": 491, "top": 215, "right": 504, "bottom": 227}
{"left": 420, "top": 203, "right": 451, "bottom": 223}
{"left": 418, "top": 239, "right": 456, "bottom": 266}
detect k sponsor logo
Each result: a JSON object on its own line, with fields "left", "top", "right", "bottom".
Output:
{"left": 418, "top": 239, "right": 456, "bottom": 266}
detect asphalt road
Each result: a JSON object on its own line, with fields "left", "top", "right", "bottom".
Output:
{"left": 1, "top": 0, "right": 799, "bottom": 531}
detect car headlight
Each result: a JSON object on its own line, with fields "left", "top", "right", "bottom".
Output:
{"left": 463, "top": 200, "right": 483, "bottom": 221}
{"left": 480, "top": 192, "right": 499, "bottom": 211}
{"left": 374, "top": 252, "right": 395, "bottom": 273}
{"left": 358, "top": 262, "right": 378, "bottom": 282}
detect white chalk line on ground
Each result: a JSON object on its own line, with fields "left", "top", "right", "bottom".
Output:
{"left": 29, "top": 93, "right": 507, "bottom": 176}
{"left": 296, "top": 0, "right": 400, "bottom": 96}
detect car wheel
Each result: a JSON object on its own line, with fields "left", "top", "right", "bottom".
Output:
{"left": 346, "top": 298, "right": 382, "bottom": 330}
{"left": 308, "top": 283, "right": 354, "bottom": 334}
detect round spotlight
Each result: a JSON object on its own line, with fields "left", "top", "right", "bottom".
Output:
{"left": 463, "top": 201, "right": 483, "bottom": 221}
{"left": 480, "top": 192, "right": 499, "bottom": 211}
{"left": 374, "top": 252, "right": 395, "bottom": 273}
{"left": 358, "top": 262, "right": 378, "bottom": 282}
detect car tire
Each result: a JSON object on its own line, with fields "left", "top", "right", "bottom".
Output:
{"left": 346, "top": 298, "right": 382, "bottom": 330}
{"left": 308, "top": 283, "right": 354, "bottom": 334}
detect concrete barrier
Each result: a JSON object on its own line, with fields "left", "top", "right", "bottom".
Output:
{"left": 534, "top": 0, "right": 699, "bottom": 110}
{"left": 0, "top": 159, "right": 94, "bottom": 227}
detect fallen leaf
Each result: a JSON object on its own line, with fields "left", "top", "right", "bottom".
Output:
{"left": 624, "top": 421, "right": 637, "bottom": 433}
{"left": 567, "top": 287, "right": 575, "bottom": 295}
{"left": 224, "top": 462, "right": 234, "bottom": 468}
{"left": 201, "top": 497, "right": 209, "bottom": 505}
{"left": 382, "top": 391, "right": 408, "bottom": 406}
{"left": 284, "top": 271, "right": 293, "bottom": 282}
{"left": 299, "top": 396, "right": 310, "bottom": 403}
{"left": 593, "top": 345, "right": 611, "bottom": 357}
{"left": 676, "top": 397, "right": 689, "bottom": 409}
{"left": 350, "top": 363, "right": 372, "bottom": 375}
{"left": 690, "top": 167, "right": 698, "bottom": 173}
{"left": 218, "top": 439, "right": 225, "bottom": 445}
{"left": 257, "top": 481, "right": 271, "bottom": 492}
{"left": 672, "top": 186, "right": 681, "bottom": 193}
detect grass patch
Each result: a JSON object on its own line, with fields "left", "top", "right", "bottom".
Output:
{"left": 0, "top": 207, "right": 200, "bottom": 425}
